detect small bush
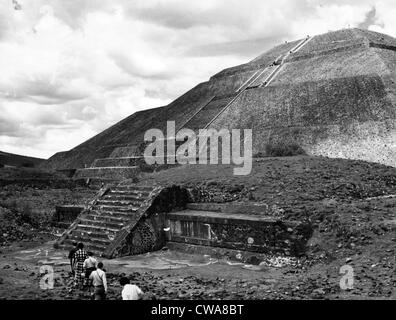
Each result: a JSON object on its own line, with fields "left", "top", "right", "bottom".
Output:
{"left": 0, "top": 199, "right": 18, "bottom": 211}
{"left": 20, "top": 202, "right": 34, "bottom": 225}
{"left": 21, "top": 162, "right": 35, "bottom": 168}
{"left": 264, "top": 142, "right": 306, "bottom": 157}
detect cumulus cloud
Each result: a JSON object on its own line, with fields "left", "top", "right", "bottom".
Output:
{"left": 0, "top": 0, "right": 394, "bottom": 158}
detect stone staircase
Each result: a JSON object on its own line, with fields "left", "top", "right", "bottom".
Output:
{"left": 258, "top": 35, "right": 313, "bottom": 88}
{"left": 246, "top": 66, "right": 277, "bottom": 89}
{"left": 56, "top": 184, "right": 157, "bottom": 256}
{"left": 181, "top": 94, "right": 237, "bottom": 132}
{"left": 72, "top": 143, "right": 145, "bottom": 182}
{"left": 203, "top": 35, "right": 314, "bottom": 129}
{"left": 56, "top": 184, "right": 313, "bottom": 259}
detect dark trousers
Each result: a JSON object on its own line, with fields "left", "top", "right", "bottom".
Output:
{"left": 70, "top": 259, "right": 75, "bottom": 275}
{"left": 94, "top": 285, "right": 106, "bottom": 300}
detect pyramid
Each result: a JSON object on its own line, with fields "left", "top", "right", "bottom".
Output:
{"left": 44, "top": 28, "right": 396, "bottom": 179}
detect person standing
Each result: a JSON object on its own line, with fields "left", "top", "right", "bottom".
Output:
{"left": 73, "top": 242, "right": 88, "bottom": 289}
{"left": 89, "top": 262, "right": 107, "bottom": 300}
{"left": 83, "top": 252, "right": 98, "bottom": 289}
{"left": 68, "top": 242, "right": 78, "bottom": 276}
{"left": 119, "top": 277, "right": 144, "bottom": 300}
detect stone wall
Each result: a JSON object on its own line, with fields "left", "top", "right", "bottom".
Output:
{"left": 53, "top": 206, "right": 85, "bottom": 228}
{"left": 73, "top": 166, "right": 140, "bottom": 180}
{"left": 166, "top": 211, "right": 312, "bottom": 256}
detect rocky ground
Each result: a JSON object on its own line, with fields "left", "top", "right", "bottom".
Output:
{"left": 0, "top": 157, "right": 395, "bottom": 300}
{"left": 0, "top": 240, "right": 394, "bottom": 300}
{"left": 0, "top": 168, "right": 95, "bottom": 246}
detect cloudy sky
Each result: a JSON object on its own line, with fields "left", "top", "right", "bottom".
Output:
{"left": 0, "top": 0, "right": 395, "bottom": 159}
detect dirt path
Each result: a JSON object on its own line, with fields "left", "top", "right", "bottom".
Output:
{"left": 0, "top": 240, "right": 394, "bottom": 300}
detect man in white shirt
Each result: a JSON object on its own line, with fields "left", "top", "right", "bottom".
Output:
{"left": 83, "top": 252, "right": 98, "bottom": 288}
{"left": 89, "top": 262, "right": 107, "bottom": 300}
{"left": 119, "top": 277, "right": 144, "bottom": 300}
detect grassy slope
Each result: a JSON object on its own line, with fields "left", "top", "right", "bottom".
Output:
{"left": 138, "top": 156, "right": 396, "bottom": 204}
{"left": 0, "top": 151, "right": 44, "bottom": 168}
{"left": 0, "top": 167, "right": 96, "bottom": 245}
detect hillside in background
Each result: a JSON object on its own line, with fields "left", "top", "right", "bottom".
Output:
{"left": 0, "top": 151, "right": 44, "bottom": 168}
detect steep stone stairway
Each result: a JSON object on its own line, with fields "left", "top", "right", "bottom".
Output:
{"left": 203, "top": 35, "right": 314, "bottom": 128}
{"left": 246, "top": 66, "right": 277, "bottom": 89}
{"left": 180, "top": 67, "right": 271, "bottom": 132}
{"left": 181, "top": 94, "right": 237, "bottom": 131}
{"left": 56, "top": 184, "right": 157, "bottom": 256}
{"left": 258, "top": 35, "right": 313, "bottom": 88}
{"left": 73, "top": 145, "right": 145, "bottom": 182}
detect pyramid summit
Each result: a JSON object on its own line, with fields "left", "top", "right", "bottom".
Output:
{"left": 45, "top": 28, "right": 396, "bottom": 178}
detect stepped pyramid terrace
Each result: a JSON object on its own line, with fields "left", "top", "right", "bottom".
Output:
{"left": 48, "top": 28, "right": 396, "bottom": 258}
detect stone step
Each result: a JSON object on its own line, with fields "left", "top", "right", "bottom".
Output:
{"left": 96, "top": 199, "right": 143, "bottom": 207}
{"left": 75, "top": 223, "right": 120, "bottom": 234}
{"left": 80, "top": 215, "right": 128, "bottom": 225}
{"left": 113, "top": 185, "right": 154, "bottom": 192}
{"left": 109, "top": 191, "right": 151, "bottom": 199}
{"left": 72, "top": 229, "right": 118, "bottom": 241}
{"left": 167, "top": 209, "right": 280, "bottom": 224}
{"left": 88, "top": 210, "right": 136, "bottom": 221}
{"left": 74, "top": 166, "right": 140, "bottom": 180}
{"left": 91, "top": 205, "right": 140, "bottom": 212}
{"left": 103, "top": 193, "right": 146, "bottom": 201}
{"left": 85, "top": 211, "right": 132, "bottom": 221}
{"left": 185, "top": 202, "right": 275, "bottom": 216}
{"left": 93, "top": 157, "right": 144, "bottom": 168}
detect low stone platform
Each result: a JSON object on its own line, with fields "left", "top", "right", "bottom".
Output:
{"left": 56, "top": 183, "right": 312, "bottom": 259}
{"left": 166, "top": 207, "right": 312, "bottom": 256}
{"left": 186, "top": 202, "right": 278, "bottom": 216}
{"left": 74, "top": 166, "right": 140, "bottom": 180}
{"left": 93, "top": 157, "right": 143, "bottom": 168}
